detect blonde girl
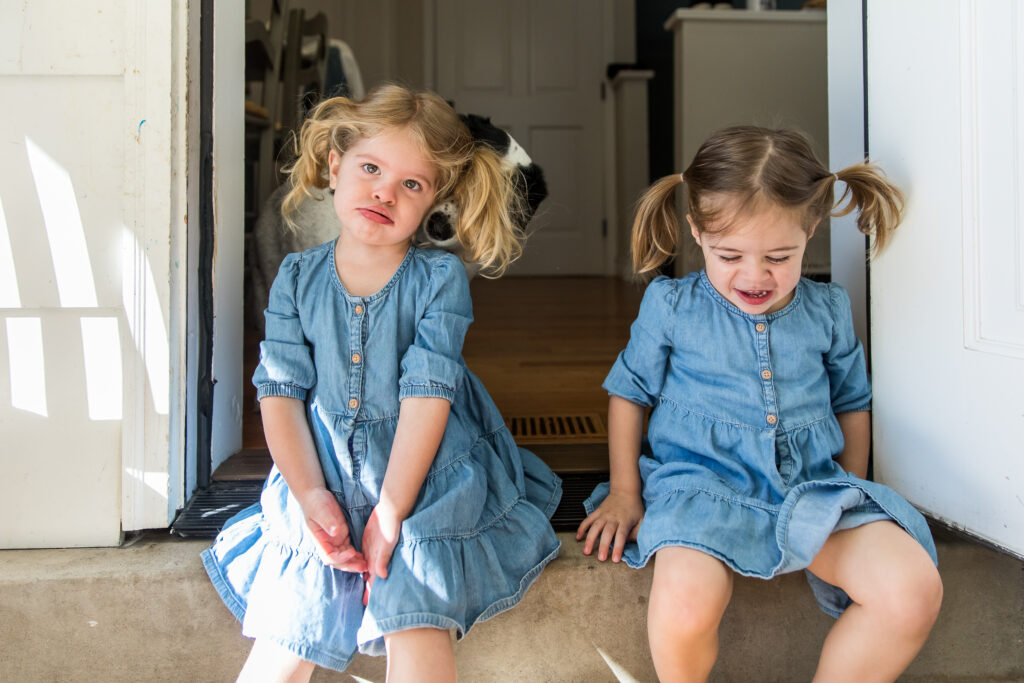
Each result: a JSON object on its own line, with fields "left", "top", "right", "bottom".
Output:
{"left": 577, "top": 126, "right": 941, "bottom": 682}
{"left": 203, "top": 84, "right": 562, "bottom": 682}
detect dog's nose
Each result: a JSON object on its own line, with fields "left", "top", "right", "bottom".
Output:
{"left": 426, "top": 212, "right": 454, "bottom": 241}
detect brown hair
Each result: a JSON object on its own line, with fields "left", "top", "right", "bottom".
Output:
{"left": 282, "top": 83, "right": 526, "bottom": 276}
{"left": 631, "top": 126, "right": 904, "bottom": 279}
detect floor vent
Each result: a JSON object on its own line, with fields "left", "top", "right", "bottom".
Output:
{"left": 505, "top": 413, "right": 607, "bottom": 444}
{"left": 170, "top": 474, "right": 598, "bottom": 538}
{"left": 170, "top": 480, "right": 263, "bottom": 538}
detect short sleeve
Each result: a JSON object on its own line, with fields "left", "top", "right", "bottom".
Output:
{"left": 252, "top": 253, "right": 316, "bottom": 401}
{"left": 398, "top": 255, "right": 472, "bottom": 402}
{"left": 602, "top": 276, "right": 677, "bottom": 407}
{"left": 825, "top": 283, "right": 872, "bottom": 414}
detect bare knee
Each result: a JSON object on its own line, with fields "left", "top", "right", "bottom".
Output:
{"left": 865, "top": 560, "right": 943, "bottom": 637}
{"left": 649, "top": 549, "right": 733, "bottom": 642}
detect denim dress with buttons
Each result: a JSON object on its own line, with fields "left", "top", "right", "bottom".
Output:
{"left": 584, "top": 272, "right": 936, "bottom": 617}
{"left": 201, "top": 243, "right": 562, "bottom": 671}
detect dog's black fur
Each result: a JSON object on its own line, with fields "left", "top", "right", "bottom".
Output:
{"left": 421, "top": 114, "right": 548, "bottom": 246}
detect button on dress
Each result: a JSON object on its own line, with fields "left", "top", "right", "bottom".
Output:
{"left": 202, "top": 243, "right": 562, "bottom": 671}
{"left": 585, "top": 272, "right": 936, "bottom": 617}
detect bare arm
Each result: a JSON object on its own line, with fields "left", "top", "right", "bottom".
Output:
{"left": 362, "top": 396, "right": 451, "bottom": 580}
{"left": 260, "top": 396, "right": 366, "bottom": 571}
{"left": 836, "top": 410, "right": 871, "bottom": 478}
{"left": 576, "top": 395, "right": 646, "bottom": 562}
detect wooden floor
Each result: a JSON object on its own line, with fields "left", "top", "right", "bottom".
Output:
{"left": 219, "top": 276, "right": 644, "bottom": 480}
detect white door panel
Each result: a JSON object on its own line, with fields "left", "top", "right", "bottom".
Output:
{"left": 867, "top": 0, "right": 1023, "bottom": 556}
{"left": 435, "top": 0, "right": 607, "bottom": 275}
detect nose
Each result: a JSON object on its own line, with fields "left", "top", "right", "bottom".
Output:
{"left": 372, "top": 180, "right": 397, "bottom": 205}
{"left": 741, "top": 260, "right": 772, "bottom": 284}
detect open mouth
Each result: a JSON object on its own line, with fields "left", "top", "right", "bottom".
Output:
{"left": 736, "top": 289, "right": 772, "bottom": 305}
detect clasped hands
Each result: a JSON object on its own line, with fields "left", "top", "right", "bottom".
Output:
{"left": 298, "top": 487, "right": 402, "bottom": 602}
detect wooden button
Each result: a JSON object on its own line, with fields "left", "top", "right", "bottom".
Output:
{"left": 761, "top": 369, "right": 772, "bottom": 380}
{"left": 349, "top": 398, "right": 359, "bottom": 409}
{"left": 766, "top": 414, "right": 777, "bottom": 425}
{"left": 755, "top": 323, "right": 766, "bottom": 332}
{"left": 351, "top": 353, "right": 361, "bottom": 364}
{"left": 355, "top": 305, "right": 364, "bottom": 315}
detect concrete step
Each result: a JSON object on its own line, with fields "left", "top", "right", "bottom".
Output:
{"left": 1, "top": 528, "right": 1021, "bottom": 682}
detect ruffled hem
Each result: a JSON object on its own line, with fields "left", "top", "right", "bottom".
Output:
{"left": 201, "top": 504, "right": 364, "bottom": 672}
{"left": 358, "top": 532, "right": 562, "bottom": 656}
{"left": 584, "top": 474, "right": 936, "bottom": 618}
{"left": 202, "top": 447, "right": 562, "bottom": 671}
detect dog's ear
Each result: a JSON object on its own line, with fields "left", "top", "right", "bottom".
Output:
{"left": 517, "top": 164, "right": 548, "bottom": 220}
{"left": 460, "top": 113, "right": 509, "bottom": 154}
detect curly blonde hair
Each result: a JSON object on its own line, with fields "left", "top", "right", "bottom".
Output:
{"left": 631, "top": 126, "right": 905, "bottom": 279}
{"left": 281, "top": 83, "right": 526, "bottom": 276}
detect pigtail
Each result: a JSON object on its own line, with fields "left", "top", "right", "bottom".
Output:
{"left": 453, "top": 146, "right": 527, "bottom": 277}
{"left": 280, "top": 97, "right": 357, "bottom": 229}
{"left": 632, "top": 174, "right": 685, "bottom": 280}
{"left": 831, "top": 163, "right": 905, "bottom": 258}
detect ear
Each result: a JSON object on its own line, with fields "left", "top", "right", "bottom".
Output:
{"left": 807, "top": 218, "right": 820, "bottom": 240}
{"left": 687, "top": 214, "right": 702, "bottom": 245}
{"left": 328, "top": 149, "right": 342, "bottom": 190}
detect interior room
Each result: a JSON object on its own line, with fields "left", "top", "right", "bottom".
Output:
{"left": 178, "top": 0, "right": 834, "bottom": 533}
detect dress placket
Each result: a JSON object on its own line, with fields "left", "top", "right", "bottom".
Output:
{"left": 346, "top": 299, "right": 367, "bottom": 482}
{"left": 753, "top": 318, "right": 793, "bottom": 483}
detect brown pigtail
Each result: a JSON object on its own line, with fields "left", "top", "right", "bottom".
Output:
{"left": 831, "top": 164, "right": 904, "bottom": 258}
{"left": 631, "top": 174, "right": 685, "bottom": 280}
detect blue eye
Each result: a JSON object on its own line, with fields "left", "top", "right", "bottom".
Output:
{"left": 361, "top": 163, "right": 379, "bottom": 174}
{"left": 403, "top": 179, "right": 422, "bottom": 191}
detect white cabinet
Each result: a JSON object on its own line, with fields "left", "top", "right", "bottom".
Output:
{"left": 665, "top": 9, "right": 829, "bottom": 276}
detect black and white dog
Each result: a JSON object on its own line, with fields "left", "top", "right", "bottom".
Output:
{"left": 248, "top": 114, "right": 548, "bottom": 330}
{"left": 421, "top": 114, "right": 548, "bottom": 249}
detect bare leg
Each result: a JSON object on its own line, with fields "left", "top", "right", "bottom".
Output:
{"left": 237, "top": 638, "right": 315, "bottom": 683}
{"left": 648, "top": 546, "right": 734, "bottom": 683}
{"left": 384, "top": 627, "right": 456, "bottom": 683}
{"left": 809, "top": 521, "right": 942, "bottom": 683}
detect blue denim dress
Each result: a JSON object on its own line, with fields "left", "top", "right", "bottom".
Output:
{"left": 202, "top": 243, "right": 562, "bottom": 671}
{"left": 584, "top": 272, "right": 936, "bottom": 617}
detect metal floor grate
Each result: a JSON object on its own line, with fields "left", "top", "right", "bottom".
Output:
{"left": 170, "top": 473, "right": 599, "bottom": 539}
{"left": 550, "top": 471, "right": 605, "bottom": 531}
{"left": 505, "top": 413, "right": 607, "bottom": 444}
{"left": 170, "top": 480, "right": 263, "bottom": 538}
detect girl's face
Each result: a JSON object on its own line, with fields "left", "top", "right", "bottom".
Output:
{"left": 328, "top": 127, "right": 438, "bottom": 251}
{"left": 689, "top": 200, "right": 812, "bottom": 315}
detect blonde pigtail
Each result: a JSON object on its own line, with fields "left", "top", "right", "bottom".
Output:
{"left": 631, "top": 174, "right": 685, "bottom": 280}
{"left": 831, "top": 163, "right": 905, "bottom": 258}
{"left": 280, "top": 98, "right": 357, "bottom": 229}
{"left": 453, "top": 147, "right": 526, "bottom": 278}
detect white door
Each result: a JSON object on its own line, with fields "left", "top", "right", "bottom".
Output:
{"left": 434, "top": 0, "right": 607, "bottom": 275}
{"left": 0, "top": 2, "right": 188, "bottom": 546}
{"left": 867, "top": 0, "right": 1024, "bottom": 557}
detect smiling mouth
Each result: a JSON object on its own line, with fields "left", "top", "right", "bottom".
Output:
{"left": 736, "top": 289, "right": 772, "bottom": 304}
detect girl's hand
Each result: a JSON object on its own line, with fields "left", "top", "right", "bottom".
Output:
{"left": 298, "top": 487, "right": 368, "bottom": 573}
{"left": 362, "top": 503, "right": 403, "bottom": 588}
{"left": 576, "top": 491, "right": 644, "bottom": 563}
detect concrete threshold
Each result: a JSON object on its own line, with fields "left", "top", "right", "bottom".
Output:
{"left": 1, "top": 529, "right": 1022, "bottom": 682}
